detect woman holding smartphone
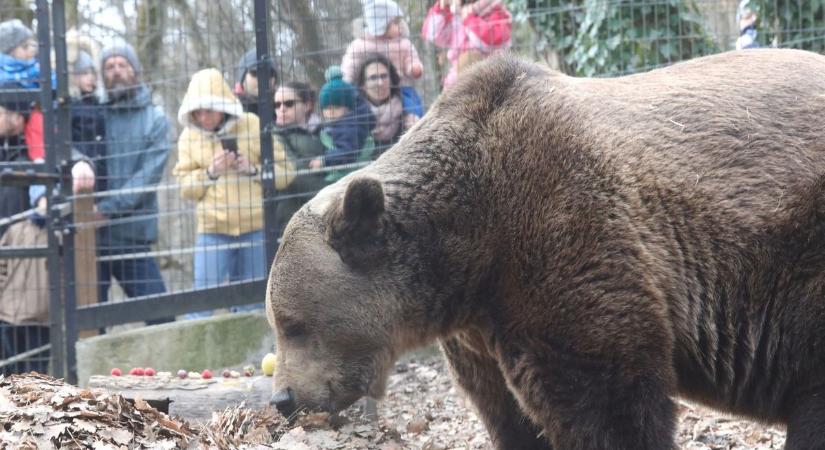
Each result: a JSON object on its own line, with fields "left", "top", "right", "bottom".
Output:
{"left": 173, "top": 68, "right": 294, "bottom": 319}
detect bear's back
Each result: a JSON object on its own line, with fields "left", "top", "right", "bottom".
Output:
{"left": 423, "top": 50, "right": 825, "bottom": 236}
{"left": 548, "top": 50, "right": 825, "bottom": 226}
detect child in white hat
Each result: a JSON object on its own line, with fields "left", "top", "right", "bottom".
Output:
{"left": 341, "top": 0, "right": 424, "bottom": 119}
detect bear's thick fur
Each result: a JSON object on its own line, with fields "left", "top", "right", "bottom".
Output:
{"left": 266, "top": 49, "right": 825, "bottom": 449}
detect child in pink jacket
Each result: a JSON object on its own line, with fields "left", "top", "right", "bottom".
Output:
{"left": 421, "top": 0, "right": 512, "bottom": 89}
{"left": 341, "top": 0, "right": 424, "bottom": 118}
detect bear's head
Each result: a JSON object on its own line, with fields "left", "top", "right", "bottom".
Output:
{"left": 266, "top": 173, "right": 465, "bottom": 416}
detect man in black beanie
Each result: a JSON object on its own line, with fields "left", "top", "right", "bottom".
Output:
{"left": 233, "top": 48, "right": 279, "bottom": 116}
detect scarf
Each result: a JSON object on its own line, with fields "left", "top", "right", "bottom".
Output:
{"left": 369, "top": 95, "right": 403, "bottom": 143}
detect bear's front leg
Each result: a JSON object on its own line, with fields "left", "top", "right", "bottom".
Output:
{"left": 496, "top": 333, "right": 677, "bottom": 450}
{"left": 785, "top": 383, "right": 825, "bottom": 450}
{"left": 441, "top": 332, "right": 553, "bottom": 450}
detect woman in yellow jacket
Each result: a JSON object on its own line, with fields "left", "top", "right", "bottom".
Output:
{"left": 173, "top": 68, "right": 294, "bottom": 318}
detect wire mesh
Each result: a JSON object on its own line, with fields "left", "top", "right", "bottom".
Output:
{"left": 1, "top": 0, "right": 824, "bottom": 375}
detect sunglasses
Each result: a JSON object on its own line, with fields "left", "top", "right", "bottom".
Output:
{"left": 274, "top": 100, "right": 299, "bottom": 109}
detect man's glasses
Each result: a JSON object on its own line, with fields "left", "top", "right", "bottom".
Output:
{"left": 366, "top": 73, "right": 390, "bottom": 83}
{"left": 274, "top": 100, "right": 298, "bottom": 109}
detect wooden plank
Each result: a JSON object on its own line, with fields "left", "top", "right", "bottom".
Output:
{"left": 73, "top": 194, "right": 98, "bottom": 338}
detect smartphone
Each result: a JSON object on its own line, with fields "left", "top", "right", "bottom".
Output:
{"left": 220, "top": 136, "right": 239, "bottom": 154}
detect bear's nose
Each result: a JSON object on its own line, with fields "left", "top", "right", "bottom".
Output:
{"left": 271, "top": 387, "right": 296, "bottom": 417}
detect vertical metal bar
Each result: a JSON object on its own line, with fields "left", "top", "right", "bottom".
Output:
{"left": 254, "top": 0, "right": 279, "bottom": 270}
{"left": 36, "top": 0, "right": 66, "bottom": 380}
{"left": 619, "top": 2, "right": 625, "bottom": 75}
{"left": 676, "top": 2, "right": 683, "bottom": 64}
{"left": 798, "top": 0, "right": 803, "bottom": 49}
{"left": 641, "top": 1, "right": 648, "bottom": 69}
{"left": 51, "top": 0, "right": 78, "bottom": 386}
{"left": 653, "top": 1, "right": 659, "bottom": 68}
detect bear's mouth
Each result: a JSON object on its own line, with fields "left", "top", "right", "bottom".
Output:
{"left": 324, "top": 380, "right": 365, "bottom": 413}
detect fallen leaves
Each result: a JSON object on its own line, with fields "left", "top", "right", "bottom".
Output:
{"left": 0, "top": 356, "right": 790, "bottom": 449}
{"left": 198, "top": 402, "right": 286, "bottom": 448}
{"left": 0, "top": 372, "right": 196, "bottom": 449}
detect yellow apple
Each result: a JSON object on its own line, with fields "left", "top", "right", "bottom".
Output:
{"left": 261, "top": 352, "right": 277, "bottom": 376}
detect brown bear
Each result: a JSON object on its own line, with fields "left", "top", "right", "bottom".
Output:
{"left": 266, "top": 49, "right": 825, "bottom": 450}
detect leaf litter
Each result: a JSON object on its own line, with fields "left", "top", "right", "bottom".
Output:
{"left": 0, "top": 355, "right": 786, "bottom": 449}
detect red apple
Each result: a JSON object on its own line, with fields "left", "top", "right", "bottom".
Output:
{"left": 110, "top": 368, "right": 122, "bottom": 376}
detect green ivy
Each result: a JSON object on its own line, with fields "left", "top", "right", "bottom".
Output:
{"left": 507, "top": 0, "right": 718, "bottom": 77}
{"left": 741, "top": 0, "right": 825, "bottom": 52}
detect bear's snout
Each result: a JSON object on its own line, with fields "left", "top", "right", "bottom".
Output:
{"left": 271, "top": 387, "right": 297, "bottom": 417}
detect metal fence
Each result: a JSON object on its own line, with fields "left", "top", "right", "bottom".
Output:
{"left": 1, "top": 0, "right": 823, "bottom": 384}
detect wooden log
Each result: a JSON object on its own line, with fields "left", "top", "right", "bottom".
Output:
{"left": 88, "top": 374, "right": 273, "bottom": 421}
{"left": 87, "top": 374, "right": 378, "bottom": 422}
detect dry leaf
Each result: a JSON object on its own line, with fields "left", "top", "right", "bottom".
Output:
{"left": 295, "top": 411, "right": 331, "bottom": 430}
{"left": 98, "top": 427, "right": 133, "bottom": 445}
{"left": 146, "top": 439, "right": 178, "bottom": 449}
{"left": 406, "top": 417, "right": 429, "bottom": 434}
{"left": 133, "top": 396, "right": 151, "bottom": 411}
{"left": 43, "top": 422, "right": 71, "bottom": 440}
{"left": 73, "top": 418, "right": 98, "bottom": 433}
{"left": 92, "top": 441, "right": 120, "bottom": 450}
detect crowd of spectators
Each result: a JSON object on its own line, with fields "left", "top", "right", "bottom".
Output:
{"left": 0, "top": 0, "right": 513, "bottom": 374}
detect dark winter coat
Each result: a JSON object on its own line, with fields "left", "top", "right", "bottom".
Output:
{"left": 70, "top": 94, "right": 107, "bottom": 192}
{"left": 0, "top": 134, "right": 31, "bottom": 237}
{"left": 321, "top": 96, "right": 375, "bottom": 167}
{"left": 273, "top": 125, "right": 326, "bottom": 235}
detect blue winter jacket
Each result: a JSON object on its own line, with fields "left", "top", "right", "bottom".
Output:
{"left": 97, "top": 85, "right": 171, "bottom": 250}
{"left": 322, "top": 95, "right": 376, "bottom": 167}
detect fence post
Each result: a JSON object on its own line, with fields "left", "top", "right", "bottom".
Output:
{"left": 34, "top": 0, "right": 68, "bottom": 381}
{"left": 50, "top": 0, "right": 81, "bottom": 386}
{"left": 254, "top": 0, "right": 279, "bottom": 271}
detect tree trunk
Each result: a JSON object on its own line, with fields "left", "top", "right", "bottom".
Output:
{"left": 65, "top": 0, "right": 79, "bottom": 31}
{"left": 136, "top": 0, "right": 165, "bottom": 85}
{"left": 169, "top": 0, "right": 210, "bottom": 68}
{"left": 276, "top": 0, "right": 329, "bottom": 88}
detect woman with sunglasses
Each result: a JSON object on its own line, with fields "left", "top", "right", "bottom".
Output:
{"left": 272, "top": 81, "right": 326, "bottom": 237}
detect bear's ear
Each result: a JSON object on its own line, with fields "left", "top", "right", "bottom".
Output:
{"left": 342, "top": 176, "right": 384, "bottom": 224}
{"left": 326, "top": 176, "right": 386, "bottom": 266}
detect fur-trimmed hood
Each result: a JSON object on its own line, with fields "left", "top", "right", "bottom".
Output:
{"left": 178, "top": 68, "right": 244, "bottom": 134}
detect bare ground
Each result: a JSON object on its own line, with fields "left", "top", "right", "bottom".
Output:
{"left": 0, "top": 352, "right": 788, "bottom": 449}
{"left": 275, "top": 352, "right": 787, "bottom": 449}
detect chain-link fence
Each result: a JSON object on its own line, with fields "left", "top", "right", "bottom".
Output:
{"left": 1, "top": 0, "right": 823, "bottom": 382}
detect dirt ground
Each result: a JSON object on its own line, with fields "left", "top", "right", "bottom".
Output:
{"left": 274, "top": 352, "right": 787, "bottom": 450}
{"left": 0, "top": 352, "right": 788, "bottom": 449}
